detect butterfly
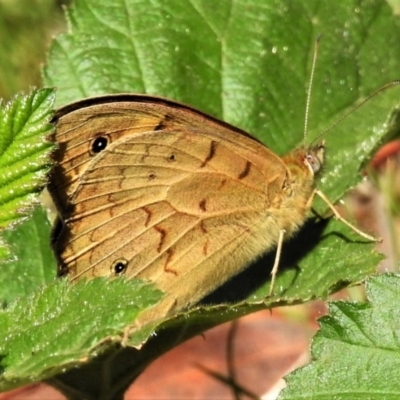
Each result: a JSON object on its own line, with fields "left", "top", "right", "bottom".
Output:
{"left": 48, "top": 86, "right": 383, "bottom": 322}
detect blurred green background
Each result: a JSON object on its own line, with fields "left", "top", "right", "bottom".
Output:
{"left": 0, "top": 0, "right": 67, "bottom": 100}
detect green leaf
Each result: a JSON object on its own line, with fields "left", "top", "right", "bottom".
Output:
{"left": 280, "top": 274, "right": 400, "bottom": 400}
{"left": 0, "top": 278, "right": 163, "bottom": 392}
{"left": 0, "top": 88, "right": 55, "bottom": 229}
{"left": 0, "top": 206, "right": 57, "bottom": 306}
{"left": 251, "top": 219, "right": 384, "bottom": 301}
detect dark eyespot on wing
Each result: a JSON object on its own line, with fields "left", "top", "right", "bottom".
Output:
{"left": 90, "top": 135, "right": 109, "bottom": 155}
{"left": 112, "top": 258, "right": 128, "bottom": 275}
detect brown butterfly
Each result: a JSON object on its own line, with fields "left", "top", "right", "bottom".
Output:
{"left": 49, "top": 92, "right": 379, "bottom": 319}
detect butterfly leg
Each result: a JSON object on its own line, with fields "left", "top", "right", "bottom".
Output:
{"left": 269, "top": 229, "right": 286, "bottom": 296}
{"left": 314, "top": 189, "right": 382, "bottom": 242}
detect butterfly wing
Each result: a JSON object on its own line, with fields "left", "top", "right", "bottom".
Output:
{"left": 55, "top": 124, "right": 289, "bottom": 311}
{"left": 50, "top": 95, "right": 265, "bottom": 214}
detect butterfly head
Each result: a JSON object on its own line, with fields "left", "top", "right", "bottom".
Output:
{"left": 283, "top": 140, "right": 324, "bottom": 183}
{"left": 304, "top": 140, "right": 325, "bottom": 176}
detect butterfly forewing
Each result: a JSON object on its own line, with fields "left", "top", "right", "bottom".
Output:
{"left": 50, "top": 95, "right": 276, "bottom": 213}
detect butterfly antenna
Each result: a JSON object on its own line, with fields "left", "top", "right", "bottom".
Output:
{"left": 304, "top": 35, "right": 321, "bottom": 142}
{"left": 311, "top": 79, "right": 400, "bottom": 144}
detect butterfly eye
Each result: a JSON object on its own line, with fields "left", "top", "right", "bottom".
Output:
{"left": 305, "top": 153, "right": 322, "bottom": 174}
{"left": 168, "top": 153, "right": 176, "bottom": 161}
{"left": 112, "top": 259, "right": 128, "bottom": 276}
{"left": 90, "top": 136, "right": 109, "bottom": 155}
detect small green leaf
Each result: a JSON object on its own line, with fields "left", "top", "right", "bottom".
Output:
{"left": 280, "top": 274, "right": 400, "bottom": 400}
{"left": 0, "top": 278, "right": 163, "bottom": 392}
{"left": 0, "top": 206, "right": 57, "bottom": 306}
{"left": 0, "top": 88, "right": 55, "bottom": 229}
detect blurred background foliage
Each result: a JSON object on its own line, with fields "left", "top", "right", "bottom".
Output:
{"left": 0, "top": 0, "right": 68, "bottom": 100}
